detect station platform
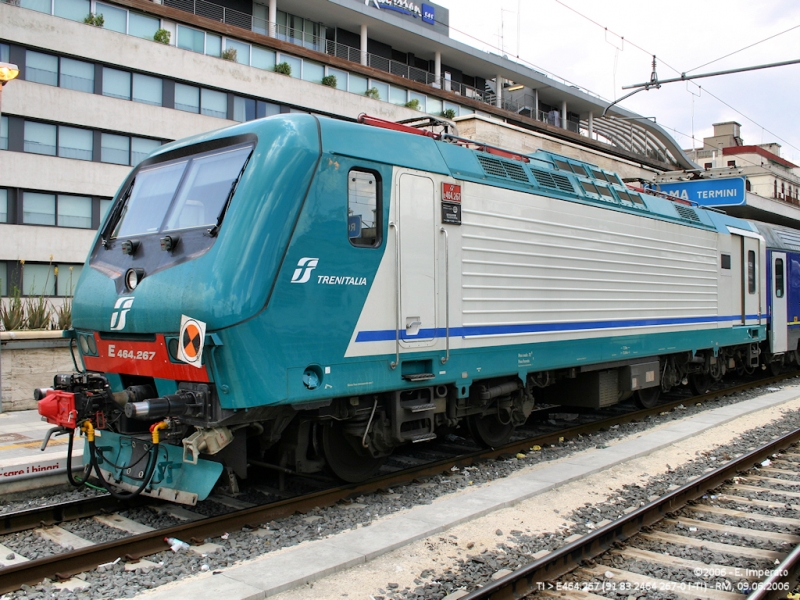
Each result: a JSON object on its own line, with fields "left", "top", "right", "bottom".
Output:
{"left": 0, "top": 409, "right": 83, "bottom": 495}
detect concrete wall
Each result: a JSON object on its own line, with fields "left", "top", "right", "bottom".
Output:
{"left": 0, "top": 333, "right": 73, "bottom": 412}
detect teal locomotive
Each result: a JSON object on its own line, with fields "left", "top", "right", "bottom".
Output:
{"left": 37, "top": 114, "right": 779, "bottom": 504}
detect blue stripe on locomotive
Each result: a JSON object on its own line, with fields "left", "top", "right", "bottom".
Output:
{"left": 73, "top": 114, "right": 767, "bottom": 409}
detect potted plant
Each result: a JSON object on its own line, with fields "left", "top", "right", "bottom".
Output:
{"left": 221, "top": 48, "right": 238, "bottom": 62}
{"left": 364, "top": 87, "right": 380, "bottom": 100}
{"left": 153, "top": 28, "right": 171, "bottom": 44}
{"left": 84, "top": 12, "right": 104, "bottom": 26}
{"left": 321, "top": 75, "right": 337, "bottom": 88}
{"left": 274, "top": 62, "right": 292, "bottom": 76}
{"left": 404, "top": 99, "right": 420, "bottom": 110}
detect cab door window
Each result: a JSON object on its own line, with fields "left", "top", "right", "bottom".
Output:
{"left": 348, "top": 170, "right": 381, "bottom": 247}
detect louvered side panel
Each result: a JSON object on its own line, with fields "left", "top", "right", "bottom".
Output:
{"left": 459, "top": 186, "right": 720, "bottom": 340}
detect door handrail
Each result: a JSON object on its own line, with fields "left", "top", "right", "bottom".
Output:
{"left": 390, "top": 220, "right": 400, "bottom": 369}
{"left": 440, "top": 226, "right": 450, "bottom": 364}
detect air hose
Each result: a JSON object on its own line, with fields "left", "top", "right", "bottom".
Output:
{"left": 82, "top": 421, "right": 163, "bottom": 501}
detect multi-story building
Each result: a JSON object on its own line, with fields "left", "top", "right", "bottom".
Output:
{"left": 0, "top": 0, "right": 696, "bottom": 311}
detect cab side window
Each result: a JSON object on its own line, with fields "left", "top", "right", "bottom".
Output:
{"left": 348, "top": 170, "right": 381, "bottom": 247}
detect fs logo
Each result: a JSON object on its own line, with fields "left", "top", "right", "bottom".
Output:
{"left": 291, "top": 257, "right": 319, "bottom": 284}
{"left": 110, "top": 297, "right": 135, "bottom": 331}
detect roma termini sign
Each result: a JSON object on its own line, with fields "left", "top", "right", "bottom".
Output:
{"left": 654, "top": 177, "right": 747, "bottom": 207}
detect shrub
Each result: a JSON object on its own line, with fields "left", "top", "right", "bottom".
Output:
{"left": 55, "top": 296, "right": 72, "bottom": 330}
{"left": 274, "top": 62, "right": 292, "bottom": 76}
{"left": 404, "top": 99, "right": 420, "bottom": 110}
{"left": 364, "top": 87, "right": 380, "bottom": 100}
{"left": 24, "top": 294, "right": 52, "bottom": 330}
{"left": 0, "top": 287, "right": 25, "bottom": 331}
{"left": 221, "top": 48, "right": 237, "bottom": 62}
{"left": 321, "top": 75, "right": 337, "bottom": 88}
{"left": 153, "top": 28, "right": 171, "bottom": 44}
{"left": 442, "top": 108, "right": 456, "bottom": 119}
{"left": 84, "top": 12, "right": 104, "bottom": 26}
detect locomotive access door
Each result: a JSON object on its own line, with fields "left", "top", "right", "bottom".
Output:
{"left": 398, "top": 173, "right": 436, "bottom": 346}
{"left": 741, "top": 235, "right": 761, "bottom": 326}
{"left": 771, "top": 252, "right": 788, "bottom": 352}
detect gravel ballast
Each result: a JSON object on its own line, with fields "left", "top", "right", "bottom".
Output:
{"left": 0, "top": 380, "right": 798, "bottom": 599}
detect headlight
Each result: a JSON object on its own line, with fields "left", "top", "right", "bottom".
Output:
{"left": 125, "top": 268, "right": 144, "bottom": 291}
{"left": 79, "top": 334, "right": 90, "bottom": 355}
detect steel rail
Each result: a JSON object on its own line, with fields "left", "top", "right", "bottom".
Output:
{"left": 0, "top": 371, "right": 795, "bottom": 593}
{"left": 459, "top": 427, "right": 800, "bottom": 600}
{"left": 0, "top": 494, "right": 150, "bottom": 536}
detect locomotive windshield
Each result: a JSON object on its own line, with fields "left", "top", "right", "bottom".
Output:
{"left": 111, "top": 143, "right": 253, "bottom": 238}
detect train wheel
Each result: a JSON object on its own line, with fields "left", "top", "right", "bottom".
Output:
{"left": 688, "top": 373, "right": 713, "bottom": 395}
{"left": 633, "top": 387, "right": 660, "bottom": 409}
{"left": 321, "top": 420, "right": 385, "bottom": 483}
{"left": 467, "top": 413, "right": 514, "bottom": 448}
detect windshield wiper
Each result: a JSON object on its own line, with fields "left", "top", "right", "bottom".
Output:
{"left": 101, "top": 178, "right": 135, "bottom": 248}
{"left": 208, "top": 152, "right": 252, "bottom": 237}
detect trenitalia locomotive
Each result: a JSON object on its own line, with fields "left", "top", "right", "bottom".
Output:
{"left": 35, "top": 114, "right": 799, "bottom": 504}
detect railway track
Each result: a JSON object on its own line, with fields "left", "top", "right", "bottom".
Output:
{"left": 460, "top": 428, "right": 800, "bottom": 600}
{"left": 0, "top": 372, "right": 795, "bottom": 595}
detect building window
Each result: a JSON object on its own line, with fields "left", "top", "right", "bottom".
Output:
{"left": 22, "top": 263, "right": 56, "bottom": 296}
{"left": 95, "top": 2, "right": 127, "bottom": 33}
{"left": 102, "top": 67, "right": 132, "bottom": 100}
{"left": 60, "top": 57, "right": 95, "bottom": 93}
{"left": 774, "top": 180, "right": 778, "bottom": 198}
{"left": 303, "top": 61, "right": 324, "bottom": 84}
{"left": 348, "top": 170, "right": 380, "bottom": 247}
{"left": 58, "top": 126, "right": 93, "bottom": 161}
{"left": 128, "top": 12, "right": 160, "bottom": 40}
{"left": 132, "top": 73, "right": 163, "bottom": 106}
{"left": 225, "top": 40, "right": 250, "bottom": 65}
{"left": 53, "top": 0, "right": 90, "bottom": 23}
{"left": 782, "top": 182, "right": 786, "bottom": 198}
{"left": 233, "top": 97, "right": 280, "bottom": 122}
{"left": 56, "top": 264, "right": 83, "bottom": 296}
{"left": 0, "top": 116, "right": 7, "bottom": 150}
{"left": 24, "top": 121, "right": 57, "bottom": 156}
{"left": 252, "top": 47, "right": 276, "bottom": 70}
{"left": 178, "top": 26, "right": 206, "bottom": 54}
{"left": 727, "top": 160, "right": 736, "bottom": 167}
{"left": 0, "top": 189, "right": 7, "bottom": 223}
{"left": 57, "top": 195, "right": 92, "bottom": 228}
{"left": 704, "top": 162, "right": 712, "bottom": 169}
{"left": 175, "top": 83, "right": 200, "bottom": 113}
{"left": 26, "top": 50, "right": 58, "bottom": 86}
{"left": 279, "top": 54, "right": 302, "bottom": 78}
{"left": 200, "top": 88, "right": 227, "bottom": 118}
{"left": 745, "top": 179, "right": 751, "bottom": 192}
{"left": 23, "top": 192, "right": 56, "bottom": 225}
{"left": 131, "top": 137, "right": 160, "bottom": 165}
{"left": 100, "top": 199, "right": 113, "bottom": 224}
{"left": 206, "top": 33, "right": 222, "bottom": 57}
{"left": 101, "top": 133, "right": 130, "bottom": 165}
{"left": 0, "top": 43, "right": 8, "bottom": 63}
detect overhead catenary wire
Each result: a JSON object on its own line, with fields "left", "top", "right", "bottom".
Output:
{"left": 432, "top": 1, "right": 800, "bottom": 158}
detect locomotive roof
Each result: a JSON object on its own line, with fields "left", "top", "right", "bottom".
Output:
{"left": 148, "top": 114, "right": 759, "bottom": 238}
